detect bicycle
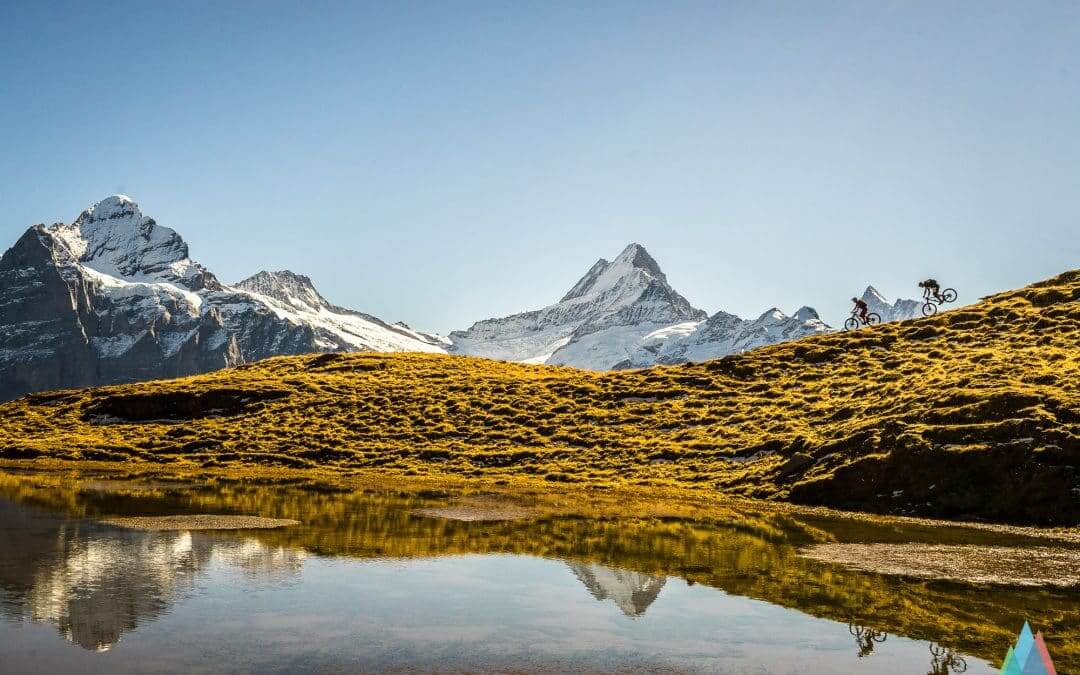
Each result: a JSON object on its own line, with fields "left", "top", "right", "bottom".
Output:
{"left": 848, "top": 623, "right": 888, "bottom": 658}
{"left": 844, "top": 310, "right": 881, "bottom": 331}
{"left": 928, "top": 642, "right": 967, "bottom": 674}
{"left": 920, "top": 287, "right": 958, "bottom": 317}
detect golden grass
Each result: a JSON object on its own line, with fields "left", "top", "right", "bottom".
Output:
{"left": 1, "top": 269, "right": 1078, "bottom": 523}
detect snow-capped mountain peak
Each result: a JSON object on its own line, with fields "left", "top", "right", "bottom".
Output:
{"left": 794, "top": 306, "right": 820, "bottom": 322}
{"left": 234, "top": 270, "right": 329, "bottom": 313}
{"left": 610, "top": 242, "right": 665, "bottom": 278}
{"left": 450, "top": 242, "right": 830, "bottom": 370}
{"left": 860, "top": 285, "right": 889, "bottom": 304}
{"left": 228, "top": 268, "right": 446, "bottom": 354}
{"left": 756, "top": 307, "right": 787, "bottom": 323}
{"left": 577, "top": 243, "right": 665, "bottom": 300}
{"left": 49, "top": 194, "right": 212, "bottom": 289}
{"left": 78, "top": 194, "right": 140, "bottom": 222}
{"left": 452, "top": 243, "right": 706, "bottom": 368}
{"left": 0, "top": 195, "right": 448, "bottom": 400}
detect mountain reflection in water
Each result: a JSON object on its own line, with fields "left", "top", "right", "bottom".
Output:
{"left": 0, "top": 471, "right": 1074, "bottom": 672}
{"left": 568, "top": 562, "right": 666, "bottom": 617}
{"left": 0, "top": 498, "right": 303, "bottom": 652}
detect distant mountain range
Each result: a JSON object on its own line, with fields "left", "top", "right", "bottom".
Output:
{"left": 0, "top": 195, "right": 922, "bottom": 399}
{"left": 449, "top": 242, "right": 838, "bottom": 369}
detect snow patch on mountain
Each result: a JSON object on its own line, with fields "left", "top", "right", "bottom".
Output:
{"left": 231, "top": 270, "right": 446, "bottom": 354}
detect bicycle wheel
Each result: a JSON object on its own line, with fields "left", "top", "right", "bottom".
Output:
{"left": 844, "top": 317, "right": 860, "bottom": 331}
{"left": 921, "top": 302, "right": 938, "bottom": 317}
{"left": 865, "top": 313, "right": 881, "bottom": 326}
{"left": 940, "top": 288, "right": 957, "bottom": 303}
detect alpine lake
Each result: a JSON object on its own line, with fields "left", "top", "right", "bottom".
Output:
{"left": 1, "top": 469, "right": 1077, "bottom": 674}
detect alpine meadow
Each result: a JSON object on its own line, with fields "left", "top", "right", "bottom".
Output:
{"left": 3, "top": 266, "right": 1077, "bottom": 524}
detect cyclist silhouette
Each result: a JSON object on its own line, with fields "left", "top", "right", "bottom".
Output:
{"left": 919, "top": 279, "right": 943, "bottom": 303}
{"left": 851, "top": 297, "right": 869, "bottom": 323}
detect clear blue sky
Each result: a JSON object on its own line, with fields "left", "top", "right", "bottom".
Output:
{"left": 2, "top": 1, "right": 1078, "bottom": 332}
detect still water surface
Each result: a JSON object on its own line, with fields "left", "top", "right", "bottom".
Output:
{"left": 0, "top": 471, "right": 1073, "bottom": 673}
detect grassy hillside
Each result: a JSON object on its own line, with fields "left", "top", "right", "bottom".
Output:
{"left": 1, "top": 270, "right": 1078, "bottom": 524}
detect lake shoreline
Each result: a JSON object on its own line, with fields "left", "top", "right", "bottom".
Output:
{"left": 3, "top": 457, "right": 1078, "bottom": 544}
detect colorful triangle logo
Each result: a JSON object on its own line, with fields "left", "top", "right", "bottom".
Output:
{"left": 1000, "top": 622, "right": 1057, "bottom": 675}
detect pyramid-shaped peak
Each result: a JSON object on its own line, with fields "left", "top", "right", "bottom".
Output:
{"left": 560, "top": 243, "right": 671, "bottom": 303}
{"left": 612, "top": 243, "right": 664, "bottom": 278}
{"left": 861, "top": 285, "right": 888, "bottom": 303}
{"left": 567, "top": 562, "right": 666, "bottom": 617}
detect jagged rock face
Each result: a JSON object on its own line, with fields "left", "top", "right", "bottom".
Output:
{"left": 0, "top": 227, "right": 98, "bottom": 396}
{"left": 450, "top": 243, "right": 831, "bottom": 370}
{"left": 0, "top": 196, "right": 443, "bottom": 401}
{"left": 860, "top": 286, "right": 922, "bottom": 323}
{"left": 233, "top": 270, "right": 329, "bottom": 313}
{"left": 0, "top": 223, "right": 235, "bottom": 401}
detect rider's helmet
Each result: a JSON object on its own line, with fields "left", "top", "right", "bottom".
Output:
{"left": 851, "top": 297, "right": 858, "bottom": 303}
{"left": 918, "top": 281, "right": 925, "bottom": 287}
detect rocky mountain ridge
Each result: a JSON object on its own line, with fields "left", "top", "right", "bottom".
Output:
{"left": 0, "top": 195, "right": 925, "bottom": 398}
{"left": 859, "top": 285, "right": 923, "bottom": 323}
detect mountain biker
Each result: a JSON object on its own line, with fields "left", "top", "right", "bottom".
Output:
{"left": 919, "top": 279, "right": 943, "bottom": 303}
{"left": 851, "top": 297, "right": 869, "bottom": 323}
